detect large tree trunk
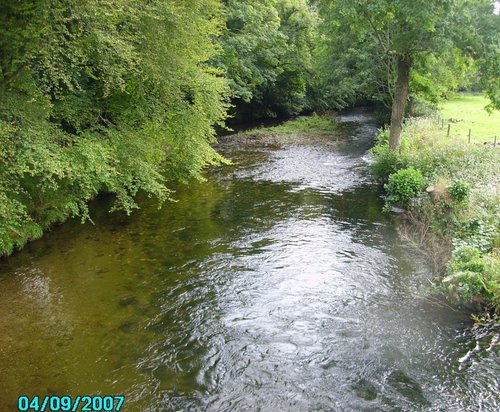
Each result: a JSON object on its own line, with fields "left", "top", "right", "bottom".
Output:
{"left": 389, "top": 55, "right": 411, "bottom": 150}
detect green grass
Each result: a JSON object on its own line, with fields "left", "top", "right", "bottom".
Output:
{"left": 243, "top": 113, "right": 340, "bottom": 139}
{"left": 440, "top": 94, "right": 500, "bottom": 144}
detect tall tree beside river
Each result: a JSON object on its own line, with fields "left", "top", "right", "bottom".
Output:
{"left": 316, "top": 0, "right": 500, "bottom": 149}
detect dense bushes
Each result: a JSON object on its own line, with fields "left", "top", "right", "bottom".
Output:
{"left": 0, "top": 0, "right": 229, "bottom": 256}
{"left": 0, "top": 0, "right": 320, "bottom": 256}
{"left": 443, "top": 246, "right": 499, "bottom": 307}
{"left": 371, "top": 117, "right": 499, "bottom": 316}
{"left": 385, "top": 167, "right": 424, "bottom": 207}
{"left": 448, "top": 179, "right": 471, "bottom": 202}
{"left": 215, "top": 0, "right": 317, "bottom": 120}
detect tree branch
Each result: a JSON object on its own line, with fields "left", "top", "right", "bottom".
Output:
{"left": 362, "top": 10, "right": 389, "bottom": 54}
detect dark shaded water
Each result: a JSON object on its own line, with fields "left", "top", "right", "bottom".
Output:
{"left": 0, "top": 110, "right": 498, "bottom": 411}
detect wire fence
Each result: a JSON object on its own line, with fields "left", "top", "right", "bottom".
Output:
{"left": 435, "top": 114, "right": 497, "bottom": 147}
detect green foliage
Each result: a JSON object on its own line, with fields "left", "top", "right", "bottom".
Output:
{"left": 244, "top": 113, "right": 339, "bottom": 138}
{"left": 371, "top": 115, "right": 500, "bottom": 313}
{"left": 453, "top": 220, "right": 496, "bottom": 254}
{"left": 443, "top": 246, "right": 499, "bottom": 310}
{"left": 1, "top": 0, "right": 498, "bottom": 261}
{"left": 370, "top": 129, "right": 405, "bottom": 179}
{"left": 263, "top": 0, "right": 319, "bottom": 116}
{"left": 465, "top": 1, "right": 500, "bottom": 112}
{"left": 0, "top": 0, "right": 230, "bottom": 256}
{"left": 371, "top": 117, "right": 499, "bottom": 183}
{"left": 215, "top": 0, "right": 317, "bottom": 119}
{"left": 449, "top": 179, "right": 471, "bottom": 202}
{"left": 384, "top": 167, "right": 424, "bottom": 207}
{"left": 215, "top": 0, "right": 284, "bottom": 104}
{"left": 407, "top": 95, "right": 438, "bottom": 118}
{"left": 313, "top": 0, "right": 499, "bottom": 112}
{"left": 312, "top": 1, "right": 391, "bottom": 110}
{"left": 410, "top": 50, "right": 477, "bottom": 108}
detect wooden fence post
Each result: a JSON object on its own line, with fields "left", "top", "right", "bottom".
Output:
{"left": 447, "top": 124, "right": 451, "bottom": 137}
{"left": 468, "top": 129, "right": 471, "bottom": 144}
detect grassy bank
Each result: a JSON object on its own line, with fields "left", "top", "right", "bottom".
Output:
{"left": 371, "top": 116, "right": 499, "bottom": 319}
{"left": 236, "top": 114, "right": 344, "bottom": 144}
{"left": 440, "top": 95, "right": 500, "bottom": 144}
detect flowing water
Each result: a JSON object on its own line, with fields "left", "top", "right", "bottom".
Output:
{"left": 0, "top": 109, "right": 498, "bottom": 411}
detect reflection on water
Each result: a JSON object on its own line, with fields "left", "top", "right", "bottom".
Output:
{"left": 0, "top": 109, "right": 498, "bottom": 411}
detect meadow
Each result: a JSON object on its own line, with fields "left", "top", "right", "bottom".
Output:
{"left": 440, "top": 94, "right": 500, "bottom": 145}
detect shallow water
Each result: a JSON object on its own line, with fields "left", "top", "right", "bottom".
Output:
{"left": 0, "top": 109, "right": 498, "bottom": 411}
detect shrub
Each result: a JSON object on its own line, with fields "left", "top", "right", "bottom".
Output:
{"left": 453, "top": 219, "right": 496, "bottom": 253}
{"left": 408, "top": 96, "right": 438, "bottom": 118}
{"left": 449, "top": 179, "right": 471, "bottom": 202}
{"left": 442, "top": 270, "right": 488, "bottom": 302}
{"left": 442, "top": 246, "right": 499, "bottom": 308}
{"left": 0, "top": 1, "right": 230, "bottom": 256}
{"left": 385, "top": 167, "right": 425, "bottom": 207}
{"left": 448, "top": 246, "right": 484, "bottom": 272}
{"left": 370, "top": 143, "right": 406, "bottom": 180}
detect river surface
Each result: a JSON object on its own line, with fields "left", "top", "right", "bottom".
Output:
{"left": 0, "top": 109, "right": 498, "bottom": 411}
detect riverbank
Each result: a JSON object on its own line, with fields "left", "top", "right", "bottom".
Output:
{"left": 371, "top": 115, "right": 499, "bottom": 320}
{"left": 221, "top": 113, "right": 348, "bottom": 146}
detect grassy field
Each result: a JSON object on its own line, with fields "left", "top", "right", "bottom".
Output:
{"left": 439, "top": 94, "right": 500, "bottom": 144}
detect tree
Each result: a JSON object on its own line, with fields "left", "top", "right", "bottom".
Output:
{"left": 312, "top": 3, "right": 393, "bottom": 111}
{"left": 214, "top": 0, "right": 317, "bottom": 119}
{"left": 0, "top": 0, "right": 229, "bottom": 255}
{"left": 465, "top": 0, "right": 500, "bottom": 112}
{"left": 318, "top": 0, "right": 499, "bottom": 149}
{"left": 213, "top": 0, "right": 285, "bottom": 120}
{"left": 261, "top": 0, "right": 318, "bottom": 117}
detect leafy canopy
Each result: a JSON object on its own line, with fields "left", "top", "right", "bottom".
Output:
{"left": 0, "top": 0, "right": 229, "bottom": 255}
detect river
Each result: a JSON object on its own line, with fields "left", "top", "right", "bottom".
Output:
{"left": 0, "top": 109, "right": 498, "bottom": 411}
